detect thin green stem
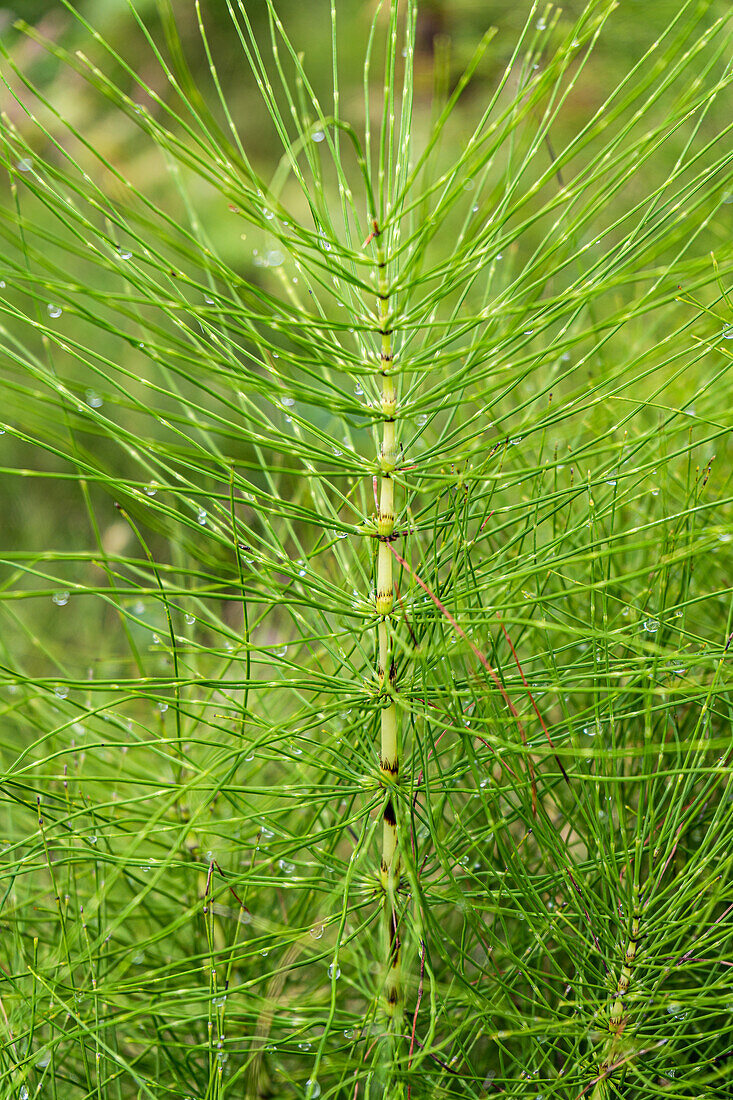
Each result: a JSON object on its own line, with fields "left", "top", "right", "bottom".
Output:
{"left": 373, "top": 220, "right": 403, "bottom": 1030}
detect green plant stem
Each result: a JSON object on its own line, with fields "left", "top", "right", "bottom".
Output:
{"left": 592, "top": 897, "right": 642, "bottom": 1098}
{"left": 374, "top": 221, "right": 402, "bottom": 1028}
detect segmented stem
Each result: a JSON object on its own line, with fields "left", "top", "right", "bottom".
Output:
{"left": 374, "top": 222, "right": 402, "bottom": 1023}
{"left": 592, "top": 895, "right": 641, "bottom": 1098}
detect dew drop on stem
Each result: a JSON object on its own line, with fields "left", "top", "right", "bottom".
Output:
{"left": 47, "top": 303, "right": 62, "bottom": 318}
{"left": 52, "top": 591, "right": 69, "bottom": 606}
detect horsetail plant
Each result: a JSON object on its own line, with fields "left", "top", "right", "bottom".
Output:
{"left": 2, "top": 0, "right": 733, "bottom": 1097}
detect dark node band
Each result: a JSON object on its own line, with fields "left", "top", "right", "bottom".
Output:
{"left": 383, "top": 798, "right": 396, "bottom": 826}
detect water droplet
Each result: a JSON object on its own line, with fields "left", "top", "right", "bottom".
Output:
{"left": 54, "top": 685, "right": 69, "bottom": 699}
{"left": 328, "top": 962, "right": 341, "bottom": 979}
{"left": 643, "top": 619, "right": 660, "bottom": 633}
{"left": 298, "top": 1041, "right": 312, "bottom": 1051}
{"left": 212, "top": 995, "right": 227, "bottom": 1007}
{"left": 197, "top": 508, "right": 207, "bottom": 526}
{"left": 416, "top": 414, "right": 428, "bottom": 426}
{"left": 723, "top": 325, "right": 733, "bottom": 339}
{"left": 354, "top": 384, "right": 364, "bottom": 396}
{"left": 0, "top": 281, "right": 5, "bottom": 289}
{"left": 463, "top": 178, "right": 474, "bottom": 191}
{"left": 282, "top": 396, "right": 295, "bottom": 407}
{"left": 117, "top": 247, "right": 132, "bottom": 260}
{"left": 184, "top": 613, "right": 195, "bottom": 625}
{"left": 47, "top": 303, "right": 62, "bottom": 318}
{"left": 278, "top": 859, "right": 295, "bottom": 874}
{"left": 334, "top": 529, "right": 347, "bottom": 540}
{"left": 266, "top": 249, "right": 284, "bottom": 266}
{"left": 89, "top": 835, "right": 97, "bottom": 844}
{"left": 85, "top": 390, "right": 103, "bottom": 408}
{"left": 264, "top": 209, "right": 275, "bottom": 220}
{"left": 157, "top": 702, "right": 168, "bottom": 712}
{"left": 537, "top": 18, "right": 547, "bottom": 29}
{"left": 19, "top": 1086, "right": 29, "bottom": 1100}
{"left": 204, "top": 294, "right": 215, "bottom": 304}
{"left": 306, "top": 1080, "right": 321, "bottom": 1098}
{"left": 312, "top": 130, "right": 325, "bottom": 143}
{"left": 310, "top": 924, "right": 324, "bottom": 940}
{"left": 332, "top": 447, "right": 342, "bottom": 456}
{"left": 17, "top": 158, "right": 33, "bottom": 172}
{"left": 52, "top": 591, "right": 70, "bottom": 606}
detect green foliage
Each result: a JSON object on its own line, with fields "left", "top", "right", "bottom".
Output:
{"left": 1, "top": 1, "right": 733, "bottom": 1097}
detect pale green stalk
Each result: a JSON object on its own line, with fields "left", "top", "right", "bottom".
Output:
{"left": 373, "top": 221, "right": 402, "bottom": 1025}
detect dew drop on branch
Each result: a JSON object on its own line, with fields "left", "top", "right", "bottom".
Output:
{"left": 52, "top": 591, "right": 70, "bottom": 606}
{"left": 47, "top": 304, "right": 62, "bottom": 318}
